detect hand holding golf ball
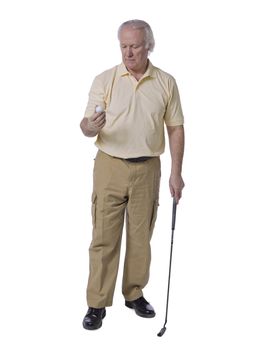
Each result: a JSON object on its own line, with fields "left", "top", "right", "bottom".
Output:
{"left": 86, "top": 105, "right": 106, "bottom": 134}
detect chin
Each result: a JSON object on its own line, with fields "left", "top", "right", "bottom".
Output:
{"left": 126, "top": 61, "right": 137, "bottom": 69}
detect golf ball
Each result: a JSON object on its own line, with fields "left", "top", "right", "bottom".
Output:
{"left": 95, "top": 105, "right": 104, "bottom": 113}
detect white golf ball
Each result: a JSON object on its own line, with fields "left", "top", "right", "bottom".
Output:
{"left": 95, "top": 105, "right": 104, "bottom": 113}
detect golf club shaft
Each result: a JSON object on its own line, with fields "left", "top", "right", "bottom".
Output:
{"left": 164, "top": 198, "right": 176, "bottom": 323}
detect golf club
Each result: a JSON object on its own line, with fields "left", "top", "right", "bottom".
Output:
{"left": 157, "top": 197, "right": 177, "bottom": 337}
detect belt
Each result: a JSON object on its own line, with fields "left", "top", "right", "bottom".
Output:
{"left": 125, "top": 156, "right": 153, "bottom": 163}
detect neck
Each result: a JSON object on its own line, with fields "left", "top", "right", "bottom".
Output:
{"left": 127, "top": 60, "right": 149, "bottom": 80}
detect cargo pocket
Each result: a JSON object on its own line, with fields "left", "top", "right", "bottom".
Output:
{"left": 91, "top": 193, "right": 97, "bottom": 228}
{"left": 149, "top": 200, "right": 159, "bottom": 235}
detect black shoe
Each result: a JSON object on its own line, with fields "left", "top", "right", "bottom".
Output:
{"left": 125, "top": 296, "right": 156, "bottom": 318}
{"left": 82, "top": 307, "right": 106, "bottom": 330}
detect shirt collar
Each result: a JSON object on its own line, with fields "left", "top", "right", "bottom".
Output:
{"left": 118, "top": 60, "right": 156, "bottom": 78}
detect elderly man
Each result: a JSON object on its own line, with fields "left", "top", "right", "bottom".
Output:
{"left": 80, "top": 19, "right": 185, "bottom": 330}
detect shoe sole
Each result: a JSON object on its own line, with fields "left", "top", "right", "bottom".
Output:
{"left": 125, "top": 302, "right": 156, "bottom": 318}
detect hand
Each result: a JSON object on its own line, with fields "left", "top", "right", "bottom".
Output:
{"left": 169, "top": 173, "right": 185, "bottom": 204}
{"left": 80, "top": 111, "right": 106, "bottom": 137}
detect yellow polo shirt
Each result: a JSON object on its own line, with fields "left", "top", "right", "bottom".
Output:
{"left": 84, "top": 61, "right": 184, "bottom": 158}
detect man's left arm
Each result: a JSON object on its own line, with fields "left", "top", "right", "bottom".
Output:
{"left": 167, "top": 125, "right": 185, "bottom": 203}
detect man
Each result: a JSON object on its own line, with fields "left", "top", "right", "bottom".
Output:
{"left": 80, "top": 19, "right": 185, "bottom": 330}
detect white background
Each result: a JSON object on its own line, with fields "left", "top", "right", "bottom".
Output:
{"left": 0, "top": 0, "right": 261, "bottom": 349}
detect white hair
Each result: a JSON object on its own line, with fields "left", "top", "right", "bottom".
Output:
{"left": 117, "top": 19, "right": 155, "bottom": 52}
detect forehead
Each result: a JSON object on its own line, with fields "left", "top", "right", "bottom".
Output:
{"left": 119, "top": 27, "right": 146, "bottom": 44}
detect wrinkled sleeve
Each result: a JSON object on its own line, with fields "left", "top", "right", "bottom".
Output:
{"left": 164, "top": 77, "right": 184, "bottom": 126}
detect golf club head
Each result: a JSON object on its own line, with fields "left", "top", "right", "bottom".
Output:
{"left": 157, "top": 326, "right": 166, "bottom": 337}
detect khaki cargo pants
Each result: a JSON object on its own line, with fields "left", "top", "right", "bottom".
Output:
{"left": 86, "top": 150, "right": 161, "bottom": 308}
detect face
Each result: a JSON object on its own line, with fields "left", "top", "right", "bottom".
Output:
{"left": 119, "top": 26, "right": 149, "bottom": 74}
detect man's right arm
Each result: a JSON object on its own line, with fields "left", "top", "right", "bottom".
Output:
{"left": 80, "top": 111, "right": 106, "bottom": 137}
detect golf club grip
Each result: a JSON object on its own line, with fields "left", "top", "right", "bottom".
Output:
{"left": 172, "top": 197, "right": 177, "bottom": 230}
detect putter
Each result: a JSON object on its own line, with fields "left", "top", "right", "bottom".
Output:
{"left": 157, "top": 197, "right": 177, "bottom": 337}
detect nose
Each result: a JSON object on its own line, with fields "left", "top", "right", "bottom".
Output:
{"left": 127, "top": 47, "right": 133, "bottom": 57}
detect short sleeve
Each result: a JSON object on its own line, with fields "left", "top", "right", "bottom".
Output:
{"left": 164, "top": 77, "right": 184, "bottom": 126}
{"left": 83, "top": 75, "right": 106, "bottom": 119}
